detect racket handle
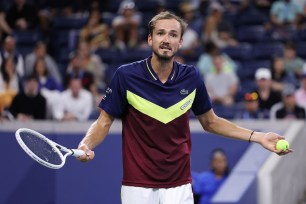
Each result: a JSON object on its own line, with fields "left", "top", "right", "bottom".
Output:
{"left": 71, "top": 149, "right": 85, "bottom": 157}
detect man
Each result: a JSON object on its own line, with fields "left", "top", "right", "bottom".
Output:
{"left": 272, "top": 84, "right": 306, "bottom": 119}
{"left": 53, "top": 77, "right": 93, "bottom": 121}
{"left": 9, "top": 74, "right": 46, "bottom": 121}
{"left": 77, "top": 11, "right": 291, "bottom": 204}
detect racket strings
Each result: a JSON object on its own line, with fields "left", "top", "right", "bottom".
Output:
{"left": 20, "top": 131, "right": 63, "bottom": 165}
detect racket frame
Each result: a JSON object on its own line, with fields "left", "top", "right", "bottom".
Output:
{"left": 15, "top": 128, "right": 83, "bottom": 169}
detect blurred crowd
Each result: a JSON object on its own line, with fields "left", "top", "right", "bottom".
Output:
{"left": 0, "top": 0, "right": 306, "bottom": 122}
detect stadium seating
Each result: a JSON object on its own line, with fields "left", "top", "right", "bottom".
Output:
{"left": 236, "top": 26, "right": 267, "bottom": 43}
{"left": 222, "top": 43, "right": 253, "bottom": 60}
{"left": 253, "top": 42, "right": 284, "bottom": 60}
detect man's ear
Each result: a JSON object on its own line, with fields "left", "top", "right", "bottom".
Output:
{"left": 148, "top": 34, "right": 152, "bottom": 47}
{"left": 179, "top": 37, "right": 183, "bottom": 49}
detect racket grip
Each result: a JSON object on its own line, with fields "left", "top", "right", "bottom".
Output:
{"left": 71, "top": 149, "right": 85, "bottom": 157}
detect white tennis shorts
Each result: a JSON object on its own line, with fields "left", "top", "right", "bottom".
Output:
{"left": 121, "top": 183, "right": 194, "bottom": 204}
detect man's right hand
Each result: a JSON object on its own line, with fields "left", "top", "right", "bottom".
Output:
{"left": 77, "top": 144, "right": 95, "bottom": 162}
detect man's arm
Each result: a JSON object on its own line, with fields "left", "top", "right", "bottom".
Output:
{"left": 77, "top": 109, "right": 114, "bottom": 162}
{"left": 197, "top": 109, "right": 292, "bottom": 155}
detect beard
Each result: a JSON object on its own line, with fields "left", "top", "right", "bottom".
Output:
{"left": 153, "top": 49, "right": 175, "bottom": 62}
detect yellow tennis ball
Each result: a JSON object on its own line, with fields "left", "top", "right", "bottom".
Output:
{"left": 276, "top": 140, "right": 289, "bottom": 151}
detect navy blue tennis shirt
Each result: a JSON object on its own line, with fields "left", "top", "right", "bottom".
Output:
{"left": 100, "top": 56, "right": 212, "bottom": 188}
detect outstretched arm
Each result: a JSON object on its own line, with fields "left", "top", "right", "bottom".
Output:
{"left": 197, "top": 109, "right": 292, "bottom": 155}
{"left": 77, "top": 110, "right": 114, "bottom": 162}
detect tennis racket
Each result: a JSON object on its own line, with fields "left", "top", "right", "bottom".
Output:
{"left": 15, "top": 128, "right": 85, "bottom": 169}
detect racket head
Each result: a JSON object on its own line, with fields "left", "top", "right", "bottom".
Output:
{"left": 15, "top": 128, "right": 65, "bottom": 169}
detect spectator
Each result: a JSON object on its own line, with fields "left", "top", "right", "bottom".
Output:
{"left": 25, "top": 41, "right": 62, "bottom": 84}
{"left": 75, "top": 41, "right": 106, "bottom": 92}
{"left": 295, "top": 68, "right": 306, "bottom": 108}
{"left": 0, "top": 57, "right": 19, "bottom": 110}
{"left": 112, "top": 0, "right": 141, "bottom": 50}
{"left": 283, "top": 41, "right": 305, "bottom": 79}
{"left": 205, "top": 55, "right": 239, "bottom": 106}
{"left": 79, "top": 8, "right": 111, "bottom": 51}
{"left": 177, "top": 2, "right": 200, "bottom": 60}
{"left": 270, "top": 0, "right": 303, "bottom": 39}
{"left": 270, "top": 84, "right": 306, "bottom": 119}
{"left": 0, "top": 3, "right": 13, "bottom": 39}
{"left": 235, "top": 92, "right": 269, "bottom": 119}
{"left": 255, "top": 68, "right": 282, "bottom": 113}
{"left": 202, "top": 2, "right": 238, "bottom": 49}
{"left": 0, "top": 35, "right": 24, "bottom": 77}
{"left": 53, "top": 77, "right": 93, "bottom": 121}
{"left": 9, "top": 75, "right": 46, "bottom": 121}
{"left": 197, "top": 42, "right": 237, "bottom": 76}
{"left": 32, "top": 58, "right": 63, "bottom": 91}
{"left": 65, "top": 52, "right": 95, "bottom": 92}
{"left": 32, "top": 58, "right": 63, "bottom": 119}
{"left": 5, "top": 0, "right": 39, "bottom": 31}
{"left": 270, "top": 56, "right": 299, "bottom": 92}
{"left": 192, "top": 148, "right": 229, "bottom": 204}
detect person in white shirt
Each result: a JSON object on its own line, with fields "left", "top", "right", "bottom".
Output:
{"left": 53, "top": 77, "right": 93, "bottom": 121}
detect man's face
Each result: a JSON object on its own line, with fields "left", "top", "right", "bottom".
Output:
{"left": 148, "top": 19, "right": 182, "bottom": 61}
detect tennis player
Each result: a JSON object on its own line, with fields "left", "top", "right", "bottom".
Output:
{"left": 77, "top": 11, "right": 292, "bottom": 204}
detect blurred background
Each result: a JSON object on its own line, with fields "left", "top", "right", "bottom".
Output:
{"left": 0, "top": 0, "right": 306, "bottom": 203}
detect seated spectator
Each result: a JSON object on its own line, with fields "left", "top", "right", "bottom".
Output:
{"left": 255, "top": 68, "right": 282, "bottom": 113}
{"left": 9, "top": 75, "right": 46, "bottom": 121}
{"left": 192, "top": 148, "right": 229, "bottom": 204}
{"left": 112, "top": 0, "right": 141, "bottom": 50}
{"left": 53, "top": 77, "right": 93, "bottom": 121}
{"left": 33, "top": 58, "right": 62, "bottom": 119}
{"left": 269, "top": 0, "right": 303, "bottom": 39}
{"left": 32, "top": 58, "right": 63, "bottom": 91}
{"left": 25, "top": 41, "right": 62, "bottom": 84}
{"left": 270, "top": 84, "right": 306, "bottom": 119}
{"left": 202, "top": 2, "right": 238, "bottom": 49}
{"left": 235, "top": 92, "right": 269, "bottom": 119}
{"left": 74, "top": 41, "right": 106, "bottom": 92}
{"left": 65, "top": 52, "right": 95, "bottom": 92}
{"left": 0, "top": 35, "right": 24, "bottom": 77}
{"left": 283, "top": 41, "right": 305, "bottom": 79}
{"left": 5, "top": 0, "right": 39, "bottom": 31}
{"left": 0, "top": 57, "right": 19, "bottom": 109}
{"left": 0, "top": 3, "right": 13, "bottom": 40}
{"left": 205, "top": 55, "right": 239, "bottom": 106}
{"left": 197, "top": 42, "right": 237, "bottom": 76}
{"left": 79, "top": 8, "right": 111, "bottom": 51}
{"left": 271, "top": 56, "right": 299, "bottom": 92}
{"left": 177, "top": 2, "right": 200, "bottom": 60}
{"left": 295, "top": 68, "right": 306, "bottom": 108}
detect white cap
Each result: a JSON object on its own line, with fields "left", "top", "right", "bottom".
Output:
{"left": 255, "top": 68, "right": 271, "bottom": 80}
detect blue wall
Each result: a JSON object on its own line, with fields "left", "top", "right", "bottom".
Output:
{"left": 0, "top": 131, "right": 249, "bottom": 204}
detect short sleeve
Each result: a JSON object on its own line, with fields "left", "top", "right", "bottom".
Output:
{"left": 99, "top": 68, "right": 127, "bottom": 118}
{"left": 192, "top": 69, "right": 212, "bottom": 115}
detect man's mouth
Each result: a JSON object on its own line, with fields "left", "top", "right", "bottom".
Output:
{"left": 160, "top": 44, "right": 171, "bottom": 51}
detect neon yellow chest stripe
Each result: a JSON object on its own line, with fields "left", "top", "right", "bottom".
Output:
{"left": 127, "top": 89, "right": 196, "bottom": 124}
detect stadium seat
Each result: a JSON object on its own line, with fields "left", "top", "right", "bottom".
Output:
{"left": 236, "top": 26, "right": 267, "bottom": 43}
{"left": 13, "top": 30, "right": 42, "bottom": 46}
{"left": 236, "top": 10, "right": 268, "bottom": 26}
{"left": 120, "top": 48, "right": 152, "bottom": 63}
{"left": 52, "top": 16, "right": 87, "bottom": 30}
{"left": 237, "top": 59, "right": 271, "bottom": 80}
{"left": 296, "top": 42, "right": 306, "bottom": 58}
{"left": 253, "top": 42, "right": 283, "bottom": 60}
{"left": 222, "top": 43, "right": 253, "bottom": 60}
{"left": 95, "top": 48, "right": 121, "bottom": 64}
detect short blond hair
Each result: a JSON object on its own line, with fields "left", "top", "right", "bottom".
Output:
{"left": 148, "top": 11, "right": 188, "bottom": 38}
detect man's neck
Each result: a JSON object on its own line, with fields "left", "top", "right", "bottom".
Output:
{"left": 150, "top": 55, "right": 174, "bottom": 83}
